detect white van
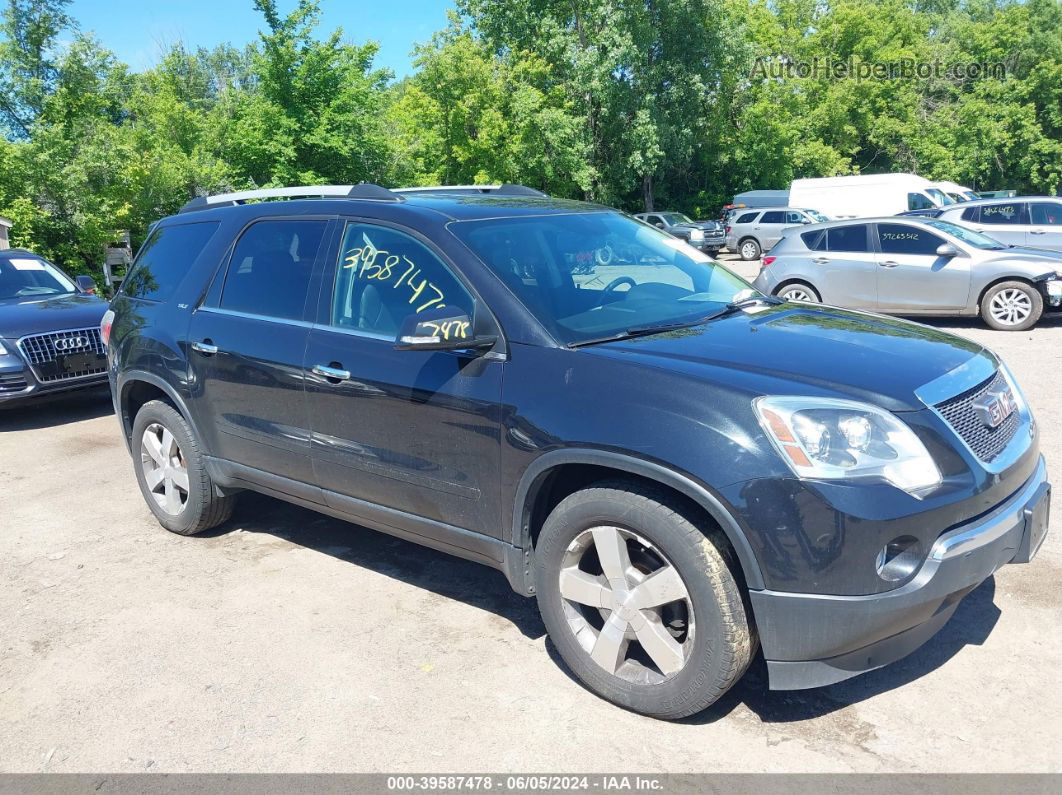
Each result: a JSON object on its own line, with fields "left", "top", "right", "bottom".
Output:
{"left": 930, "top": 180, "right": 979, "bottom": 203}
{"left": 788, "top": 174, "right": 948, "bottom": 218}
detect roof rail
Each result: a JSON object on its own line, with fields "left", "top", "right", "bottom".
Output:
{"left": 393, "top": 184, "right": 548, "bottom": 198}
{"left": 178, "top": 183, "right": 401, "bottom": 214}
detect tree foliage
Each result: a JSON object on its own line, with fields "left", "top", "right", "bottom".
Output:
{"left": 0, "top": 0, "right": 1058, "bottom": 274}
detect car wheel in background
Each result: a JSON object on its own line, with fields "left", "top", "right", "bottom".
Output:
{"left": 131, "top": 399, "right": 235, "bottom": 535}
{"left": 738, "top": 238, "right": 761, "bottom": 261}
{"left": 776, "top": 282, "right": 821, "bottom": 303}
{"left": 534, "top": 482, "right": 754, "bottom": 720}
{"left": 980, "top": 281, "right": 1043, "bottom": 331}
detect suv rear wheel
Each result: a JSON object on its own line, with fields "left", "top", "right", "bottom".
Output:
{"left": 131, "top": 400, "right": 235, "bottom": 535}
{"left": 534, "top": 482, "right": 754, "bottom": 719}
{"left": 980, "top": 280, "right": 1043, "bottom": 331}
{"left": 738, "top": 238, "right": 761, "bottom": 260}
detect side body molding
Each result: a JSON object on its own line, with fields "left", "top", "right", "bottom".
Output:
{"left": 511, "top": 449, "right": 765, "bottom": 593}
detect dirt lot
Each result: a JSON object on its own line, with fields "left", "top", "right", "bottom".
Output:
{"left": 2, "top": 257, "right": 1060, "bottom": 773}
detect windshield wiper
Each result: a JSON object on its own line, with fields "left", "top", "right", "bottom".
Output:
{"left": 571, "top": 296, "right": 783, "bottom": 347}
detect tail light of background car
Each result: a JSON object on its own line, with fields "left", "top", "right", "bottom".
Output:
{"left": 725, "top": 226, "right": 731, "bottom": 235}
{"left": 100, "top": 309, "right": 114, "bottom": 347}
{"left": 760, "top": 256, "right": 776, "bottom": 270}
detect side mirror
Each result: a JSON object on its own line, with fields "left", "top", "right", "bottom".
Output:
{"left": 394, "top": 307, "right": 497, "bottom": 353}
{"left": 75, "top": 275, "right": 97, "bottom": 294}
{"left": 653, "top": 222, "right": 665, "bottom": 229}
{"left": 936, "top": 243, "right": 959, "bottom": 258}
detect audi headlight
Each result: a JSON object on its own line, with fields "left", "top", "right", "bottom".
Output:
{"left": 754, "top": 396, "right": 942, "bottom": 495}
{"left": 689, "top": 228, "right": 704, "bottom": 241}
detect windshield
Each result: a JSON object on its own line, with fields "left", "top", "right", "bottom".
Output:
{"left": 926, "top": 188, "right": 953, "bottom": 206}
{"left": 661, "top": 213, "right": 693, "bottom": 225}
{"left": 451, "top": 211, "right": 755, "bottom": 345}
{"left": 0, "top": 256, "right": 76, "bottom": 299}
{"left": 925, "top": 220, "right": 1007, "bottom": 250}
{"left": 804, "top": 209, "right": 829, "bottom": 222}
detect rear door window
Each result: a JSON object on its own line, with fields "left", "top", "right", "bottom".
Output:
{"left": 826, "top": 225, "right": 871, "bottom": 252}
{"left": 1030, "top": 202, "right": 1062, "bottom": 225}
{"left": 123, "top": 222, "right": 220, "bottom": 301}
{"left": 877, "top": 224, "right": 944, "bottom": 255}
{"left": 979, "top": 202, "right": 1028, "bottom": 225}
{"left": 219, "top": 219, "right": 328, "bottom": 321}
{"left": 760, "top": 211, "right": 785, "bottom": 224}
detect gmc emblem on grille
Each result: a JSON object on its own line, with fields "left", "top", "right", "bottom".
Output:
{"left": 54, "top": 336, "right": 89, "bottom": 352}
{"left": 973, "top": 386, "right": 1017, "bottom": 429}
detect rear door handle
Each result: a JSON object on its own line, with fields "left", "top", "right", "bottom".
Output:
{"left": 812, "top": 257, "right": 829, "bottom": 264}
{"left": 879, "top": 260, "right": 900, "bottom": 268}
{"left": 1031, "top": 229, "right": 1046, "bottom": 235}
{"left": 312, "top": 364, "right": 351, "bottom": 382}
{"left": 191, "top": 340, "right": 218, "bottom": 355}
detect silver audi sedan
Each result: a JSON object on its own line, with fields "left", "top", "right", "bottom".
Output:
{"left": 752, "top": 217, "right": 1062, "bottom": 330}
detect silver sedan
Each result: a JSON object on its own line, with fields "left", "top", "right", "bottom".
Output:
{"left": 751, "top": 217, "right": 1062, "bottom": 330}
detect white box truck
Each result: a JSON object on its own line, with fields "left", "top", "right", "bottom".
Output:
{"left": 788, "top": 174, "right": 949, "bottom": 218}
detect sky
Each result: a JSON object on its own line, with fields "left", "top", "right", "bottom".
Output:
{"left": 68, "top": 0, "right": 456, "bottom": 79}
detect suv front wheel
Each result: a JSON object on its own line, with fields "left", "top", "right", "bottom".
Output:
{"left": 131, "top": 399, "right": 235, "bottom": 535}
{"left": 534, "top": 482, "right": 754, "bottom": 719}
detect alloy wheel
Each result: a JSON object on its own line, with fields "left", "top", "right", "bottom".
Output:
{"left": 780, "top": 286, "right": 817, "bottom": 303}
{"left": 740, "top": 242, "right": 758, "bottom": 259}
{"left": 558, "top": 526, "right": 695, "bottom": 685}
{"left": 140, "top": 422, "right": 189, "bottom": 516}
{"left": 989, "top": 288, "right": 1032, "bottom": 326}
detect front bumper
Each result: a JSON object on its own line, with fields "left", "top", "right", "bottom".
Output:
{"left": 752, "top": 454, "right": 1051, "bottom": 690}
{"left": 688, "top": 235, "right": 725, "bottom": 252}
{"left": 0, "top": 354, "right": 108, "bottom": 407}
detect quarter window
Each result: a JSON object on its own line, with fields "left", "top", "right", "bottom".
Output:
{"left": 979, "top": 202, "right": 1028, "bottom": 225}
{"left": 877, "top": 224, "right": 944, "bottom": 256}
{"left": 961, "top": 207, "right": 980, "bottom": 222}
{"left": 123, "top": 222, "right": 220, "bottom": 301}
{"left": 219, "top": 219, "right": 327, "bottom": 321}
{"left": 801, "top": 230, "right": 826, "bottom": 251}
{"left": 331, "top": 224, "right": 473, "bottom": 336}
{"left": 736, "top": 212, "right": 759, "bottom": 224}
{"left": 826, "top": 225, "right": 870, "bottom": 253}
{"left": 1030, "top": 202, "right": 1062, "bottom": 226}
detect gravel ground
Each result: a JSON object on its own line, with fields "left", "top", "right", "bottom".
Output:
{"left": 1, "top": 257, "right": 1060, "bottom": 773}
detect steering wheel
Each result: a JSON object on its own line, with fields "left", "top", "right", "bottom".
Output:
{"left": 599, "top": 276, "right": 637, "bottom": 304}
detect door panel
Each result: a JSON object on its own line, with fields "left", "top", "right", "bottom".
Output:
{"left": 974, "top": 201, "right": 1029, "bottom": 247}
{"left": 1029, "top": 202, "right": 1062, "bottom": 251}
{"left": 874, "top": 223, "right": 971, "bottom": 312}
{"left": 305, "top": 221, "right": 504, "bottom": 539}
{"left": 813, "top": 225, "right": 877, "bottom": 309}
{"left": 186, "top": 218, "right": 330, "bottom": 485}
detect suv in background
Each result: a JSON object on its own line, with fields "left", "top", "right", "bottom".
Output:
{"left": 939, "top": 197, "right": 1062, "bottom": 251}
{"left": 633, "top": 211, "right": 725, "bottom": 255}
{"left": 726, "top": 207, "right": 828, "bottom": 260}
{"left": 106, "top": 184, "right": 1050, "bottom": 720}
{"left": 0, "top": 248, "right": 109, "bottom": 406}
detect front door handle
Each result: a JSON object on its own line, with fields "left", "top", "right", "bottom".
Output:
{"left": 879, "top": 260, "right": 900, "bottom": 268}
{"left": 811, "top": 257, "right": 829, "bottom": 264}
{"left": 1030, "top": 229, "right": 1046, "bottom": 235}
{"left": 191, "top": 340, "right": 218, "bottom": 355}
{"left": 312, "top": 364, "right": 351, "bottom": 383}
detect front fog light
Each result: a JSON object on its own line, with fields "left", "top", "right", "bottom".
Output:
{"left": 755, "top": 396, "right": 942, "bottom": 495}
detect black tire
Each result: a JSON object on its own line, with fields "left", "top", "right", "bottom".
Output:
{"left": 534, "top": 481, "right": 754, "bottom": 720}
{"left": 980, "top": 280, "right": 1043, "bottom": 331}
{"left": 131, "top": 399, "right": 235, "bottom": 535}
{"left": 738, "top": 238, "right": 761, "bottom": 261}
{"left": 776, "top": 281, "right": 821, "bottom": 303}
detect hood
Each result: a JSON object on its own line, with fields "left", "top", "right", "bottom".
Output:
{"left": 676, "top": 220, "right": 723, "bottom": 232}
{"left": 0, "top": 293, "right": 109, "bottom": 340}
{"left": 586, "top": 305, "right": 990, "bottom": 412}
{"left": 990, "top": 246, "right": 1062, "bottom": 269}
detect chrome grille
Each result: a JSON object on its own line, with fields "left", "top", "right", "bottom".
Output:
{"left": 935, "top": 370, "right": 1021, "bottom": 463}
{"left": 17, "top": 328, "right": 107, "bottom": 383}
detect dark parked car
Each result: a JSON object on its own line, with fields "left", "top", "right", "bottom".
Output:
{"left": 0, "top": 249, "right": 109, "bottom": 406}
{"left": 633, "top": 211, "right": 725, "bottom": 255}
{"left": 106, "top": 184, "right": 1051, "bottom": 719}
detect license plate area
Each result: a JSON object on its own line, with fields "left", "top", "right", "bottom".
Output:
{"left": 1014, "top": 485, "right": 1051, "bottom": 563}
{"left": 59, "top": 351, "right": 105, "bottom": 374}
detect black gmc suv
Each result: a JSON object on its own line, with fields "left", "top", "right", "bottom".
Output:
{"left": 105, "top": 184, "right": 1051, "bottom": 719}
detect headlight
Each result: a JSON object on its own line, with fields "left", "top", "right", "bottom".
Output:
{"left": 689, "top": 228, "right": 704, "bottom": 240}
{"left": 754, "top": 396, "right": 942, "bottom": 495}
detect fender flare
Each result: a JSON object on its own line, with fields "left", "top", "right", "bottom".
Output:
{"left": 511, "top": 449, "right": 765, "bottom": 590}
{"left": 116, "top": 370, "right": 205, "bottom": 451}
